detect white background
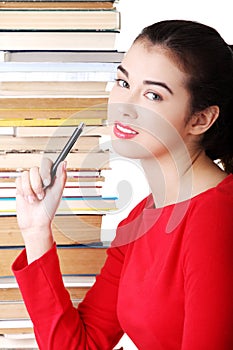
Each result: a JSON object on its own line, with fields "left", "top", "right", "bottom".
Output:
{"left": 116, "top": 0, "right": 233, "bottom": 51}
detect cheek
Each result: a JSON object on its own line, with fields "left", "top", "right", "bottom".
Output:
{"left": 108, "top": 85, "right": 121, "bottom": 104}
{"left": 108, "top": 103, "right": 188, "bottom": 159}
{"left": 136, "top": 132, "right": 168, "bottom": 159}
{"left": 137, "top": 114, "right": 188, "bottom": 157}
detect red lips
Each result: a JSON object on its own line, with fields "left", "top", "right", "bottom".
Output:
{"left": 113, "top": 122, "right": 138, "bottom": 139}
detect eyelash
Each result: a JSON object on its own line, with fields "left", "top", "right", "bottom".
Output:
{"left": 145, "top": 91, "right": 162, "bottom": 102}
{"left": 115, "top": 78, "right": 129, "bottom": 89}
{"left": 115, "top": 78, "right": 163, "bottom": 102}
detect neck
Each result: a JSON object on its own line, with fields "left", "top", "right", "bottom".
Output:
{"left": 140, "top": 148, "right": 206, "bottom": 208}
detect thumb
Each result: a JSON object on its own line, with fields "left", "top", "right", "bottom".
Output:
{"left": 56, "top": 160, "right": 67, "bottom": 185}
{"left": 52, "top": 161, "right": 67, "bottom": 195}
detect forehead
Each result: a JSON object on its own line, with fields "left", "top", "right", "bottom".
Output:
{"left": 121, "top": 41, "right": 188, "bottom": 87}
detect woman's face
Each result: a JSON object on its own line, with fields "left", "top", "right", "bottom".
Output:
{"left": 108, "top": 41, "right": 193, "bottom": 160}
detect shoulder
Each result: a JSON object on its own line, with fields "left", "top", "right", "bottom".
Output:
{"left": 189, "top": 174, "right": 233, "bottom": 220}
{"left": 183, "top": 175, "right": 233, "bottom": 254}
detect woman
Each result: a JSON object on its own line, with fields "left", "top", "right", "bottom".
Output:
{"left": 12, "top": 20, "right": 233, "bottom": 349}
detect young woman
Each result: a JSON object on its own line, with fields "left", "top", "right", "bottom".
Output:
{"left": 12, "top": 20, "right": 233, "bottom": 349}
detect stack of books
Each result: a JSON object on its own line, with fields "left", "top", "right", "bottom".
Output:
{"left": 0, "top": 0, "right": 123, "bottom": 342}
{"left": 0, "top": 0, "right": 120, "bottom": 51}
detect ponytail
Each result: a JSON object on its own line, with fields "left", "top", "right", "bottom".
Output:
{"left": 203, "top": 45, "right": 233, "bottom": 174}
{"left": 219, "top": 92, "right": 233, "bottom": 174}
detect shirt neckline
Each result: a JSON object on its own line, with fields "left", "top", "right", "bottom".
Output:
{"left": 144, "top": 174, "right": 233, "bottom": 211}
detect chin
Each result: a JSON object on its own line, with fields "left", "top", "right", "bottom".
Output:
{"left": 111, "top": 138, "right": 154, "bottom": 160}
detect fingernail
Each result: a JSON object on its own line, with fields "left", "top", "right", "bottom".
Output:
{"left": 43, "top": 178, "right": 50, "bottom": 187}
{"left": 37, "top": 193, "right": 44, "bottom": 200}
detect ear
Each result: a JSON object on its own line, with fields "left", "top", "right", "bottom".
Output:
{"left": 188, "top": 105, "right": 219, "bottom": 136}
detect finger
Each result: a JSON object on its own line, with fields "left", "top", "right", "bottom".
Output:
{"left": 29, "top": 166, "right": 44, "bottom": 200}
{"left": 40, "top": 157, "right": 53, "bottom": 188}
{"left": 20, "top": 170, "right": 36, "bottom": 204}
{"left": 42, "top": 162, "right": 67, "bottom": 221}
{"left": 15, "top": 173, "right": 23, "bottom": 196}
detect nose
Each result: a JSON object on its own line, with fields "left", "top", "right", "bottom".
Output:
{"left": 107, "top": 102, "right": 139, "bottom": 127}
{"left": 117, "top": 103, "right": 138, "bottom": 120}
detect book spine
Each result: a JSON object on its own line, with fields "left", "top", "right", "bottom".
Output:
{"left": 0, "top": 31, "right": 119, "bottom": 51}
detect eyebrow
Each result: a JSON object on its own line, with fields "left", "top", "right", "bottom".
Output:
{"left": 117, "top": 65, "right": 129, "bottom": 77}
{"left": 117, "top": 64, "right": 174, "bottom": 95}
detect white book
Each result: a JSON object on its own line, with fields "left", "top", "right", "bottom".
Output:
{"left": 0, "top": 275, "right": 95, "bottom": 289}
{"left": 0, "top": 319, "right": 33, "bottom": 329}
{"left": 0, "top": 126, "right": 15, "bottom": 135}
{"left": 2, "top": 50, "right": 124, "bottom": 63}
{"left": 0, "top": 62, "right": 118, "bottom": 82}
{"left": 0, "top": 61, "right": 118, "bottom": 71}
{"left": 0, "top": 31, "right": 118, "bottom": 51}
{"left": 0, "top": 9, "right": 120, "bottom": 31}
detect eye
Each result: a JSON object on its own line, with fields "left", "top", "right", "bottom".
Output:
{"left": 115, "top": 78, "right": 129, "bottom": 89}
{"left": 145, "top": 91, "right": 162, "bottom": 101}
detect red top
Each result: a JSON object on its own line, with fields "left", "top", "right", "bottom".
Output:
{"left": 12, "top": 175, "right": 233, "bottom": 350}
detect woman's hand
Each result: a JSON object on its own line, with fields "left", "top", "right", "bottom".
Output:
{"left": 15, "top": 158, "right": 67, "bottom": 263}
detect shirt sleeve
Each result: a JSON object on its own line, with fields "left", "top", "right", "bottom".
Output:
{"left": 12, "top": 242, "right": 125, "bottom": 350}
{"left": 181, "top": 194, "right": 233, "bottom": 350}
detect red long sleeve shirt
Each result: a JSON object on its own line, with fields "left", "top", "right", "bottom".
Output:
{"left": 12, "top": 175, "right": 233, "bottom": 349}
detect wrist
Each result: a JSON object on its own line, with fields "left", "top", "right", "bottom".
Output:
{"left": 22, "top": 225, "right": 54, "bottom": 264}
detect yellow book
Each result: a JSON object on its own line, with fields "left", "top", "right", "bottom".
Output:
{"left": 0, "top": 97, "right": 108, "bottom": 125}
{"left": 0, "top": 117, "right": 105, "bottom": 127}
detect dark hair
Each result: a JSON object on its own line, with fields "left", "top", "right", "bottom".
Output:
{"left": 135, "top": 20, "right": 233, "bottom": 173}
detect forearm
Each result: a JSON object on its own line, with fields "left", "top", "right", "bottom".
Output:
{"left": 22, "top": 225, "right": 54, "bottom": 264}
{"left": 13, "top": 245, "right": 84, "bottom": 350}
{"left": 12, "top": 243, "right": 125, "bottom": 350}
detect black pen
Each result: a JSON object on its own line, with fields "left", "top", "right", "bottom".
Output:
{"left": 43, "top": 122, "right": 85, "bottom": 189}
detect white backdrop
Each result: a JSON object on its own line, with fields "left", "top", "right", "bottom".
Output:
{"left": 116, "top": 0, "right": 233, "bottom": 51}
